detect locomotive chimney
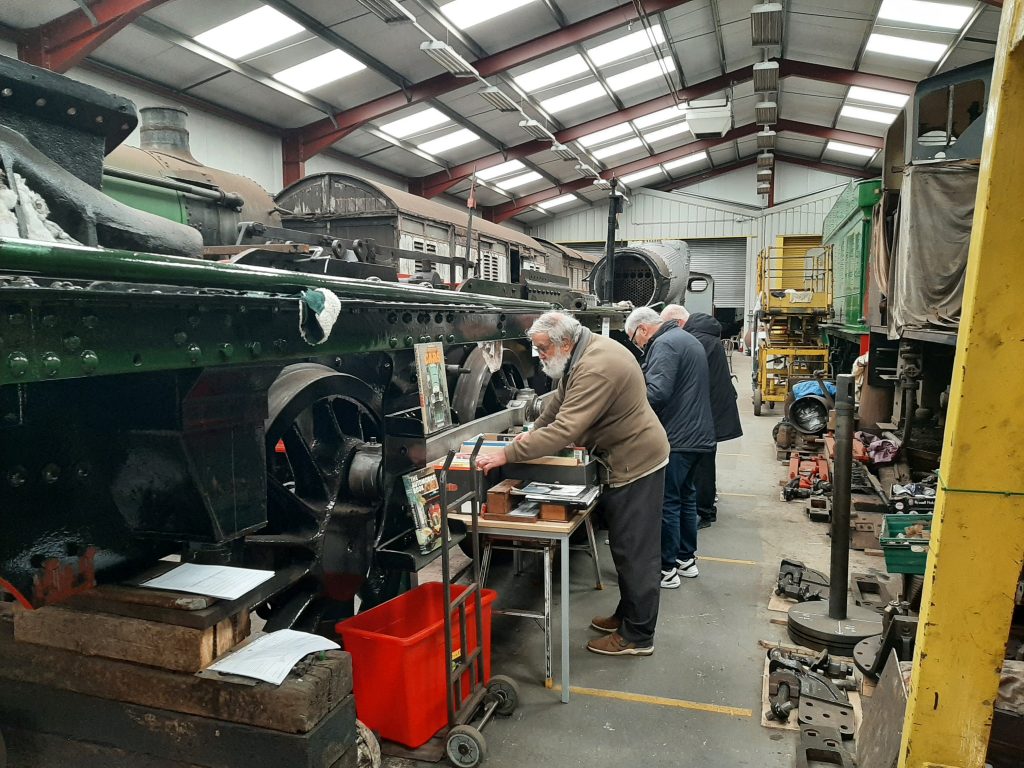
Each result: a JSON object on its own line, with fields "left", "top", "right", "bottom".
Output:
{"left": 139, "top": 106, "right": 197, "bottom": 162}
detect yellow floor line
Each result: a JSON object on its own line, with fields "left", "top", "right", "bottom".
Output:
{"left": 554, "top": 685, "right": 752, "bottom": 718}
{"left": 718, "top": 492, "right": 758, "bottom": 498}
{"left": 699, "top": 555, "right": 758, "bottom": 566}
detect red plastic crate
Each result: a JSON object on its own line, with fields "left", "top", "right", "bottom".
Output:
{"left": 336, "top": 583, "right": 496, "bottom": 749}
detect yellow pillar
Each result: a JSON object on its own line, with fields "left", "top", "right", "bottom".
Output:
{"left": 899, "top": 4, "right": 1024, "bottom": 767}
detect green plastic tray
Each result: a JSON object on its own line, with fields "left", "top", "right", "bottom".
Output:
{"left": 880, "top": 513, "right": 933, "bottom": 575}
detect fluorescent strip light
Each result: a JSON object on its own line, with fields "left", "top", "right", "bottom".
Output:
{"left": 356, "top": 0, "right": 415, "bottom": 23}
{"left": 538, "top": 194, "right": 579, "bottom": 209}
{"left": 877, "top": 0, "right": 973, "bottom": 30}
{"left": 755, "top": 101, "right": 778, "bottom": 124}
{"left": 496, "top": 171, "right": 543, "bottom": 190}
{"left": 550, "top": 143, "right": 577, "bottom": 161}
{"left": 478, "top": 86, "right": 520, "bottom": 112}
{"left": 606, "top": 57, "right": 675, "bottom": 93}
{"left": 757, "top": 153, "right": 774, "bottom": 169}
{"left": 753, "top": 61, "right": 780, "bottom": 92}
{"left": 621, "top": 167, "right": 662, "bottom": 184}
{"left": 273, "top": 49, "right": 366, "bottom": 91}
{"left": 644, "top": 122, "right": 689, "bottom": 143}
{"left": 441, "top": 0, "right": 538, "bottom": 29}
{"left": 380, "top": 107, "right": 448, "bottom": 138}
{"left": 417, "top": 128, "right": 480, "bottom": 154}
{"left": 865, "top": 33, "right": 947, "bottom": 62}
{"left": 826, "top": 140, "right": 877, "bottom": 158}
{"left": 633, "top": 106, "right": 687, "bottom": 129}
{"left": 664, "top": 152, "right": 706, "bottom": 170}
{"left": 593, "top": 178, "right": 612, "bottom": 189}
{"left": 514, "top": 54, "right": 588, "bottom": 93}
{"left": 577, "top": 123, "right": 634, "bottom": 147}
{"left": 592, "top": 137, "right": 644, "bottom": 160}
{"left": 194, "top": 6, "right": 304, "bottom": 59}
{"left": 757, "top": 129, "right": 776, "bottom": 149}
{"left": 541, "top": 82, "right": 607, "bottom": 114}
{"left": 476, "top": 160, "right": 526, "bottom": 181}
{"left": 840, "top": 104, "right": 900, "bottom": 124}
{"left": 575, "top": 162, "right": 597, "bottom": 176}
{"left": 588, "top": 25, "right": 666, "bottom": 67}
{"left": 847, "top": 86, "right": 910, "bottom": 108}
{"left": 519, "top": 118, "right": 555, "bottom": 139}
{"left": 751, "top": 3, "right": 784, "bottom": 46}
{"left": 420, "top": 40, "right": 478, "bottom": 77}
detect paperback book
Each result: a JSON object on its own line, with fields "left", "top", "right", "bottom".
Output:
{"left": 402, "top": 466, "right": 446, "bottom": 554}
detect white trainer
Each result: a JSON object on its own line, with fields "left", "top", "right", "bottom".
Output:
{"left": 675, "top": 557, "right": 699, "bottom": 578}
{"left": 660, "top": 568, "right": 681, "bottom": 589}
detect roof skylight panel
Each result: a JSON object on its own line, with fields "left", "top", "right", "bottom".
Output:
{"left": 846, "top": 86, "right": 910, "bottom": 108}
{"left": 541, "top": 82, "right": 607, "bottom": 114}
{"left": 380, "top": 108, "right": 449, "bottom": 138}
{"left": 877, "top": 0, "right": 973, "bottom": 30}
{"left": 839, "top": 105, "right": 900, "bottom": 124}
{"left": 537, "top": 194, "right": 579, "bottom": 209}
{"left": 576, "top": 123, "right": 635, "bottom": 148}
{"left": 865, "top": 33, "right": 947, "bottom": 62}
{"left": 621, "top": 167, "right": 662, "bottom": 184}
{"left": 194, "top": 6, "right": 305, "bottom": 59}
{"left": 606, "top": 57, "right": 676, "bottom": 93}
{"left": 514, "top": 55, "right": 589, "bottom": 93}
{"left": 826, "top": 140, "right": 878, "bottom": 157}
{"left": 633, "top": 105, "right": 687, "bottom": 129}
{"left": 663, "top": 152, "right": 707, "bottom": 170}
{"left": 643, "top": 122, "right": 690, "bottom": 143}
{"left": 273, "top": 50, "right": 366, "bottom": 91}
{"left": 588, "top": 25, "right": 666, "bottom": 67}
{"left": 417, "top": 128, "right": 480, "bottom": 154}
{"left": 440, "top": 0, "right": 539, "bottom": 30}
{"left": 496, "top": 171, "right": 544, "bottom": 190}
{"left": 592, "top": 137, "right": 644, "bottom": 160}
{"left": 475, "top": 160, "right": 527, "bottom": 181}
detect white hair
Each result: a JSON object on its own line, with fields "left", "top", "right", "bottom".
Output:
{"left": 528, "top": 311, "right": 582, "bottom": 347}
{"left": 624, "top": 306, "right": 662, "bottom": 336}
{"left": 661, "top": 304, "right": 689, "bottom": 323}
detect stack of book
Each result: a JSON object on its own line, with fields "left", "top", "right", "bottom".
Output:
{"left": 512, "top": 482, "right": 600, "bottom": 507}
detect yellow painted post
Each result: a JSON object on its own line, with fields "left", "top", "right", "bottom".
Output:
{"left": 899, "top": 4, "right": 1024, "bottom": 767}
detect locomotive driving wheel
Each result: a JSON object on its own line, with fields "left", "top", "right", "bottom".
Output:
{"left": 248, "top": 363, "right": 386, "bottom": 633}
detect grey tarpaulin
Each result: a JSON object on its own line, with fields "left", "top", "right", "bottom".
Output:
{"left": 887, "top": 161, "right": 979, "bottom": 339}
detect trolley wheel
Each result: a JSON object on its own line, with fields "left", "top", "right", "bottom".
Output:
{"left": 753, "top": 389, "right": 763, "bottom": 417}
{"left": 446, "top": 724, "right": 487, "bottom": 768}
{"left": 487, "top": 674, "right": 520, "bottom": 716}
{"left": 769, "top": 402, "right": 776, "bottom": 410}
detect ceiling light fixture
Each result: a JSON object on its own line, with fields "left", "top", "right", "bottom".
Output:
{"left": 478, "top": 85, "right": 520, "bottom": 112}
{"left": 751, "top": 3, "right": 784, "bottom": 46}
{"left": 519, "top": 118, "right": 555, "bottom": 140}
{"left": 757, "top": 129, "right": 776, "bottom": 149}
{"left": 593, "top": 178, "right": 612, "bottom": 189}
{"left": 420, "top": 40, "right": 478, "bottom": 77}
{"left": 753, "top": 61, "right": 780, "bottom": 92}
{"left": 356, "top": 0, "right": 415, "bottom": 23}
{"left": 755, "top": 100, "right": 778, "bottom": 124}
{"left": 575, "top": 162, "right": 597, "bottom": 176}
{"left": 550, "top": 143, "right": 577, "bottom": 161}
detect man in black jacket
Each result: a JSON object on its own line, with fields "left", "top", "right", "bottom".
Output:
{"left": 626, "top": 307, "right": 716, "bottom": 589}
{"left": 661, "top": 305, "right": 743, "bottom": 528}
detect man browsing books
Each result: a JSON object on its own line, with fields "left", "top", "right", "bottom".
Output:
{"left": 475, "top": 311, "right": 669, "bottom": 657}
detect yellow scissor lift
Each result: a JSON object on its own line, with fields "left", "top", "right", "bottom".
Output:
{"left": 752, "top": 236, "right": 833, "bottom": 416}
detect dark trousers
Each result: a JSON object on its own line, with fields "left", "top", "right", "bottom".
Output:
{"left": 662, "top": 451, "right": 701, "bottom": 570}
{"left": 601, "top": 467, "right": 665, "bottom": 645}
{"left": 694, "top": 446, "right": 718, "bottom": 521}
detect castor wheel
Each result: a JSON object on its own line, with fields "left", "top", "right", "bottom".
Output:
{"left": 753, "top": 389, "right": 763, "bottom": 416}
{"left": 446, "top": 724, "right": 487, "bottom": 768}
{"left": 486, "top": 674, "right": 520, "bottom": 716}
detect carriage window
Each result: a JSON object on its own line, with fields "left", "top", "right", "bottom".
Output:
{"left": 917, "top": 79, "right": 985, "bottom": 148}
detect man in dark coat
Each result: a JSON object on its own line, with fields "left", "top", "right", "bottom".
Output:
{"left": 662, "top": 304, "right": 743, "bottom": 528}
{"left": 626, "top": 307, "right": 716, "bottom": 589}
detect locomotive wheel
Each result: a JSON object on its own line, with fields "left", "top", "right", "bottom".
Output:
{"left": 451, "top": 346, "right": 532, "bottom": 424}
{"left": 249, "top": 364, "right": 385, "bottom": 633}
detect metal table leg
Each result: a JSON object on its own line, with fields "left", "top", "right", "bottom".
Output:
{"left": 560, "top": 535, "right": 570, "bottom": 704}
{"left": 543, "top": 543, "right": 552, "bottom": 689}
{"left": 584, "top": 515, "right": 603, "bottom": 590}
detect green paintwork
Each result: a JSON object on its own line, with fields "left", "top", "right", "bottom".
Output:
{"left": 822, "top": 178, "right": 882, "bottom": 336}
{"left": 102, "top": 174, "right": 190, "bottom": 224}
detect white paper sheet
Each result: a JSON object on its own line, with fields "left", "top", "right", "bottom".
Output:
{"left": 140, "top": 563, "right": 275, "bottom": 601}
{"left": 205, "top": 630, "right": 340, "bottom": 686}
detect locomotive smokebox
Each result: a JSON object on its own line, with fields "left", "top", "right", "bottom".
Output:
{"left": 589, "top": 240, "right": 691, "bottom": 307}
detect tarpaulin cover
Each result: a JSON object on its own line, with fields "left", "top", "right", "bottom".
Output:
{"left": 887, "top": 162, "right": 979, "bottom": 339}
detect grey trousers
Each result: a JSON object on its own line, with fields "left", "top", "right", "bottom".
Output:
{"left": 601, "top": 467, "right": 666, "bottom": 645}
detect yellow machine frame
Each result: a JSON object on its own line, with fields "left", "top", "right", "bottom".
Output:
{"left": 753, "top": 237, "right": 833, "bottom": 416}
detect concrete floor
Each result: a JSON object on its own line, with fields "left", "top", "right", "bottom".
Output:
{"left": 387, "top": 353, "right": 873, "bottom": 768}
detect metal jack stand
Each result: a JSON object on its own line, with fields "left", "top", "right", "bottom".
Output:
{"left": 435, "top": 441, "right": 520, "bottom": 768}
{"left": 788, "top": 375, "right": 883, "bottom": 655}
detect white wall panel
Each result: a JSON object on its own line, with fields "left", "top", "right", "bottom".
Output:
{"left": 304, "top": 154, "right": 403, "bottom": 189}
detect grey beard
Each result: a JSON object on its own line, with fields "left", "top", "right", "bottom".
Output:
{"left": 541, "top": 354, "right": 568, "bottom": 380}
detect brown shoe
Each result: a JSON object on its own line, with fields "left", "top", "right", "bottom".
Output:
{"left": 586, "top": 632, "right": 653, "bottom": 656}
{"left": 590, "top": 614, "right": 621, "bottom": 633}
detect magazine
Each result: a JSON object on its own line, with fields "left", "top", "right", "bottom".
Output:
{"left": 402, "top": 466, "right": 446, "bottom": 555}
{"left": 414, "top": 342, "right": 453, "bottom": 434}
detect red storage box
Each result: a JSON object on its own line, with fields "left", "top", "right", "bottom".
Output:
{"left": 336, "top": 583, "right": 497, "bottom": 749}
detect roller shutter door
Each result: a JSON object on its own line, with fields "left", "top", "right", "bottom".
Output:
{"left": 681, "top": 237, "right": 747, "bottom": 310}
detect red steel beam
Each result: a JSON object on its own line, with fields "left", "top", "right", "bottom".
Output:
{"left": 776, "top": 119, "right": 885, "bottom": 149}
{"left": 416, "top": 60, "right": 912, "bottom": 198}
{"left": 771, "top": 153, "right": 877, "bottom": 179}
{"left": 486, "top": 124, "right": 760, "bottom": 222}
{"left": 285, "top": 0, "right": 698, "bottom": 162}
{"left": 18, "top": 0, "right": 173, "bottom": 73}
{"left": 648, "top": 155, "right": 759, "bottom": 193}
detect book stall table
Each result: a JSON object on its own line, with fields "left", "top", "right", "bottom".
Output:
{"left": 449, "top": 500, "right": 602, "bottom": 704}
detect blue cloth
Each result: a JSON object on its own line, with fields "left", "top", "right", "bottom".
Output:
{"left": 661, "top": 450, "right": 701, "bottom": 570}
{"left": 792, "top": 380, "right": 836, "bottom": 399}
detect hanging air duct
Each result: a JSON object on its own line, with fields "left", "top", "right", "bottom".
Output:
{"left": 685, "top": 98, "right": 732, "bottom": 138}
{"left": 478, "top": 85, "right": 519, "bottom": 112}
{"left": 753, "top": 61, "right": 780, "bottom": 92}
{"left": 588, "top": 240, "right": 691, "bottom": 306}
{"left": 751, "top": 3, "right": 784, "bottom": 46}
{"left": 757, "top": 152, "right": 774, "bottom": 169}
{"left": 755, "top": 100, "right": 778, "bottom": 125}
{"left": 757, "top": 129, "right": 777, "bottom": 149}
